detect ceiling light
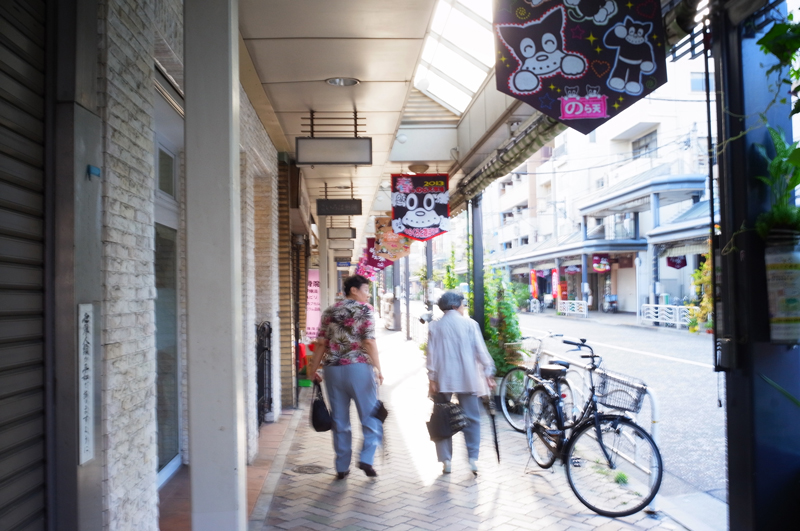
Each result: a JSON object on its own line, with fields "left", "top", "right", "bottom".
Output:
{"left": 326, "top": 77, "right": 360, "bottom": 87}
{"left": 396, "top": 133, "right": 408, "bottom": 144}
{"left": 408, "top": 163, "right": 429, "bottom": 173}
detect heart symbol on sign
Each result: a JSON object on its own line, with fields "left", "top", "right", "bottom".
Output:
{"left": 637, "top": 0, "right": 658, "bottom": 19}
{"left": 591, "top": 61, "right": 611, "bottom": 78}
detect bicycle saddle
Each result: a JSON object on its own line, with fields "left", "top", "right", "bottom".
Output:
{"left": 550, "top": 360, "right": 570, "bottom": 369}
{"left": 539, "top": 364, "right": 567, "bottom": 380}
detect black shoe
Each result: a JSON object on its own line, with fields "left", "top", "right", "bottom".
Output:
{"left": 336, "top": 471, "right": 349, "bottom": 480}
{"left": 358, "top": 462, "right": 377, "bottom": 477}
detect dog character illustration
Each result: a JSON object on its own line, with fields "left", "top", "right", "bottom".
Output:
{"left": 391, "top": 190, "right": 449, "bottom": 235}
{"left": 497, "top": 6, "right": 588, "bottom": 94}
{"left": 564, "top": 0, "right": 617, "bottom": 25}
{"left": 603, "top": 16, "right": 656, "bottom": 95}
{"left": 585, "top": 85, "right": 601, "bottom": 97}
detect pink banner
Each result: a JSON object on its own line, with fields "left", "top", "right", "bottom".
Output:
{"left": 305, "top": 269, "right": 321, "bottom": 341}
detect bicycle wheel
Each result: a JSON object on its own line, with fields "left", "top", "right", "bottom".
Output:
{"left": 565, "top": 416, "right": 663, "bottom": 517}
{"left": 525, "top": 386, "right": 558, "bottom": 468}
{"left": 499, "top": 367, "right": 529, "bottom": 432}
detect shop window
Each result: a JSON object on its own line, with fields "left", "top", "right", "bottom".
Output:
{"left": 632, "top": 130, "right": 657, "bottom": 159}
{"left": 158, "top": 146, "right": 176, "bottom": 197}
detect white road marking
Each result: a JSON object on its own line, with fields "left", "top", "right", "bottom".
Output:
{"left": 520, "top": 327, "right": 715, "bottom": 369}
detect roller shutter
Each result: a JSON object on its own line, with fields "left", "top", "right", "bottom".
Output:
{"left": 0, "top": 0, "right": 47, "bottom": 530}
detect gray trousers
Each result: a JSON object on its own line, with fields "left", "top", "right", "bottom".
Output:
{"left": 324, "top": 363, "right": 383, "bottom": 473}
{"left": 434, "top": 393, "right": 482, "bottom": 463}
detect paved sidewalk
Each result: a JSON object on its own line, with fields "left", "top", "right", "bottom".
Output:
{"left": 257, "top": 326, "right": 686, "bottom": 531}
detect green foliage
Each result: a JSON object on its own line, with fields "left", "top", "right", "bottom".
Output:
{"left": 614, "top": 472, "right": 629, "bottom": 485}
{"left": 509, "top": 281, "right": 532, "bottom": 310}
{"left": 689, "top": 253, "right": 714, "bottom": 332}
{"left": 758, "top": 15, "right": 800, "bottom": 117}
{"left": 482, "top": 271, "right": 522, "bottom": 377}
{"left": 443, "top": 247, "right": 458, "bottom": 290}
{"left": 753, "top": 127, "right": 800, "bottom": 238}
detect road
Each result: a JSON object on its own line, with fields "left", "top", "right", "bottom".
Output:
{"left": 517, "top": 311, "right": 727, "bottom": 504}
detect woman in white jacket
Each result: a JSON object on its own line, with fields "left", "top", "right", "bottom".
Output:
{"left": 426, "top": 291, "right": 496, "bottom": 475}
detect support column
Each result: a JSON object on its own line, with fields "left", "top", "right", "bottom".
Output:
{"left": 650, "top": 193, "right": 661, "bottom": 304}
{"left": 404, "top": 255, "right": 410, "bottom": 340}
{"left": 318, "top": 216, "right": 328, "bottom": 311}
{"left": 392, "top": 263, "right": 401, "bottom": 330}
{"left": 185, "top": 0, "right": 246, "bottom": 529}
{"left": 472, "top": 195, "right": 485, "bottom": 334}
{"left": 581, "top": 254, "right": 589, "bottom": 303}
{"left": 426, "top": 241, "right": 433, "bottom": 311}
{"left": 712, "top": 5, "right": 800, "bottom": 529}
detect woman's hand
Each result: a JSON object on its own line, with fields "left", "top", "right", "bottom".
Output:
{"left": 486, "top": 376, "right": 496, "bottom": 391}
{"left": 428, "top": 380, "right": 438, "bottom": 395}
{"left": 312, "top": 370, "right": 323, "bottom": 383}
{"left": 376, "top": 370, "right": 384, "bottom": 385}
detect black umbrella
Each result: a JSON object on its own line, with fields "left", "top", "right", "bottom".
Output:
{"left": 483, "top": 396, "right": 500, "bottom": 463}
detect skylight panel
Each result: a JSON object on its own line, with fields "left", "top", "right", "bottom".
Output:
{"left": 457, "top": 0, "right": 492, "bottom": 22}
{"left": 431, "top": 1, "right": 451, "bottom": 35}
{"left": 415, "top": 65, "right": 472, "bottom": 112}
{"left": 421, "top": 36, "right": 437, "bottom": 64}
{"left": 440, "top": 8, "right": 494, "bottom": 66}
{"left": 429, "top": 43, "right": 487, "bottom": 92}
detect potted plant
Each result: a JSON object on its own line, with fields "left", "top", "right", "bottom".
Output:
{"left": 753, "top": 127, "right": 800, "bottom": 242}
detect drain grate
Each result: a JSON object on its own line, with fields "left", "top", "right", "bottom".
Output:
{"left": 292, "top": 465, "right": 327, "bottom": 474}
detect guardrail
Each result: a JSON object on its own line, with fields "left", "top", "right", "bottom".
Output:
{"left": 400, "top": 307, "right": 429, "bottom": 345}
{"left": 640, "top": 304, "right": 698, "bottom": 329}
{"left": 541, "top": 349, "right": 660, "bottom": 513}
{"left": 558, "top": 300, "right": 588, "bottom": 318}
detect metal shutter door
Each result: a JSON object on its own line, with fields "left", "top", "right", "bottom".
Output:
{"left": 0, "top": 0, "right": 47, "bottom": 530}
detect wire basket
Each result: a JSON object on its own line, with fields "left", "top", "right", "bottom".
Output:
{"left": 595, "top": 369, "right": 647, "bottom": 413}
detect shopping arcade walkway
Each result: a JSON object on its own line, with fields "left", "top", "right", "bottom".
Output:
{"left": 251, "top": 325, "right": 684, "bottom": 531}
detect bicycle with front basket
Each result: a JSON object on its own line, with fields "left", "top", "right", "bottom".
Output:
{"left": 524, "top": 338, "right": 663, "bottom": 517}
{"left": 498, "top": 332, "right": 576, "bottom": 432}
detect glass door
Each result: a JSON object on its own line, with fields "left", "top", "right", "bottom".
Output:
{"left": 155, "top": 223, "right": 180, "bottom": 478}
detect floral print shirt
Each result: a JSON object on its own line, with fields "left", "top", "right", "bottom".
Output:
{"left": 318, "top": 299, "right": 376, "bottom": 366}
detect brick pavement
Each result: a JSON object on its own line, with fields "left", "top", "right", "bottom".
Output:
{"left": 258, "top": 327, "right": 686, "bottom": 531}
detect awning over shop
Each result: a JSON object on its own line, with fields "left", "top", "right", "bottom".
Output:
{"left": 660, "top": 241, "right": 709, "bottom": 257}
{"left": 511, "top": 266, "right": 529, "bottom": 274}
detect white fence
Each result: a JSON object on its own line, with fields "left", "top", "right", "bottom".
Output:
{"left": 640, "top": 304, "right": 698, "bottom": 329}
{"left": 558, "top": 300, "right": 588, "bottom": 318}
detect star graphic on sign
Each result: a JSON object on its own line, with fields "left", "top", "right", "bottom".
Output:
{"left": 571, "top": 25, "right": 586, "bottom": 39}
{"left": 626, "top": 1, "right": 633, "bottom": 8}
{"left": 586, "top": 32, "right": 597, "bottom": 45}
{"left": 652, "top": 34, "right": 659, "bottom": 40}
{"left": 595, "top": 46, "right": 602, "bottom": 54}
{"left": 618, "top": 96, "right": 624, "bottom": 102}
{"left": 539, "top": 93, "right": 556, "bottom": 110}
{"left": 657, "top": 42, "right": 662, "bottom": 47}
{"left": 549, "top": 83, "right": 556, "bottom": 90}
{"left": 613, "top": 102, "right": 620, "bottom": 109}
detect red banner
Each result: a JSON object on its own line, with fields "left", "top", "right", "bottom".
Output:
{"left": 365, "top": 237, "right": 392, "bottom": 270}
{"left": 530, "top": 270, "right": 538, "bottom": 299}
{"left": 390, "top": 173, "right": 450, "bottom": 242}
{"left": 593, "top": 253, "right": 610, "bottom": 272}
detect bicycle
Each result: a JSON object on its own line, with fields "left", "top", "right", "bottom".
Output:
{"left": 524, "top": 338, "right": 663, "bottom": 517}
{"left": 498, "top": 332, "right": 575, "bottom": 432}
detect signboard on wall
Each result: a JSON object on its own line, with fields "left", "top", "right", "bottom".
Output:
{"left": 493, "top": 1, "right": 667, "bottom": 134}
{"left": 374, "top": 216, "right": 412, "bottom": 260}
{"left": 390, "top": 173, "right": 450, "bottom": 241}
{"left": 78, "top": 304, "right": 94, "bottom": 465}
{"left": 305, "top": 270, "right": 321, "bottom": 340}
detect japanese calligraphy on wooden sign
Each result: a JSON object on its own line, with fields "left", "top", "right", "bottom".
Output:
{"left": 494, "top": 0, "right": 667, "bottom": 134}
{"left": 390, "top": 174, "right": 450, "bottom": 242}
{"left": 78, "top": 303, "right": 94, "bottom": 465}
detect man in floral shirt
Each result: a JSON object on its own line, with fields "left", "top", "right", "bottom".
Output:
{"left": 307, "top": 275, "right": 383, "bottom": 479}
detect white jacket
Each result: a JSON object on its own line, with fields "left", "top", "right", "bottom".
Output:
{"left": 426, "top": 310, "right": 495, "bottom": 395}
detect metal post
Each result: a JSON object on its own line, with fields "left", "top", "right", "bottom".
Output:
{"left": 404, "top": 255, "right": 410, "bottom": 340}
{"left": 392, "top": 263, "right": 401, "bottom": 331}
{"left": 472, "top": 193, "right": 485, "bottom": 334}
{"left": 650, "top": 193, "right": 660, "bottom": 306}
{"left": 581, "top": 253, "right": 589, "bottom": 303}
{"left": 426, "top": 240, "right": 433, "bottom": 311}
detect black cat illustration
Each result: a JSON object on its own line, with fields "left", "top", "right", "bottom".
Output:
{"left": 497, "top": 6, "right": 587, "bottom": 94}
{"left": 603, "top": 16, "right": 656, "bottom": 95}
{"left": 564, "top": 86, "right": 580, "bottom": 98}
{"left": 564, "top": 0, "right": 617, "bottom": 25}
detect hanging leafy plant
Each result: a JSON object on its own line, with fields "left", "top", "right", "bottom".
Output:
{"left": 753, "top": 127, "right": 800, "bottom": 238}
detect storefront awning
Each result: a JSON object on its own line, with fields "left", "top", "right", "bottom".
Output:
{"left": 511, "top": 266, "right": 529, "bottom": 274}
{"left": 660, "top": 241, "right": 709, "bottom": 257}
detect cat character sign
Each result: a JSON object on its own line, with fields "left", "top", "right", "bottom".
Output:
{"left": 494, "top": 0, "right": 667, "bottom": 134}
{"left": 390, "top": 174, "right": 450, "bottom": 242}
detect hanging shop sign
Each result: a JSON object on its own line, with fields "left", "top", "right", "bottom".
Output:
{"left": 316, "top": 198, "right": 362, "bottom": 216}
{"left": 666, "top": 255, "right": 687, "bottom": 269}
{"left": 365, "top": 237, "right": 393, "bottom": 270}
{"left": 530, "top": 270, "right": 539, "bottom": 298}
{"left": 565, "top": 264, "right": 581, "bottom": 274}
{"left": 493, "top": 1, "right": 667, "bottom": 134}
{"left": 390, "top": 173, "right": 450, "bottom": 242}
{"left": 593, "top": 253, "right": 611, "bottom": 272}
{"left": 306, "top": 270, "right": 321, "bottom": 340}
{"left": 552, "top": 268, "right": 560, "bottom": 300}
{"left": 375, "top": 216, "right": 412, "bottom": 260}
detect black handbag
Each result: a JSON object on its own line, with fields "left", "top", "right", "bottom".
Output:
{"left": 311, "top": 382, "right": 332, "bottom": 432}
{"left": 426, "top": 394, "right": 468, "bottom": 441}
{"left": 373, "top": 400, "right": 389, "bottom": 423}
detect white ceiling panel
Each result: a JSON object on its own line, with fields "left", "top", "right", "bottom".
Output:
{"left": 301, "top": 166, "right": 386, "bottom": 179}
{"left": 276, "top": 112, "right": 401, "bottom": 136}
{"left": 246, "top": 39, "right": 421, "bottom": 84}
{"left": 239, "top": 0, "right": 436, "bottom": 40}
{"left": 264, "top": 82, "right": 409, "bottom": 113}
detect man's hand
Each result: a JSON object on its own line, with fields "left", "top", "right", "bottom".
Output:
{"left": 487, "top": 376, "right": 497, "bottom": 391}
